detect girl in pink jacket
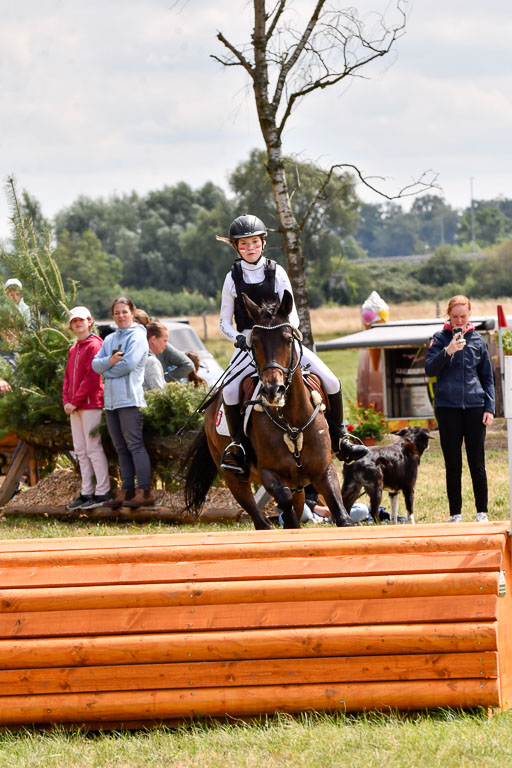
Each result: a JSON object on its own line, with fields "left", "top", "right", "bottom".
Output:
{"left": 63, "top": 306, "right": 111, "bottom": 510}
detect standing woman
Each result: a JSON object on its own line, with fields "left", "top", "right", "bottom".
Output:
{"left": 425, "top": 295, "right": 495, "bottom": 523}
{"left": 92, "top": 296, "right": 154, "bottom": 508}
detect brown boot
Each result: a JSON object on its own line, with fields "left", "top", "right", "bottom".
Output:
{"left": 105, "top": 488, "right": 135, "bottom": 510}
{"left": 122, "top": 488, "right": 155, "bottom": 508}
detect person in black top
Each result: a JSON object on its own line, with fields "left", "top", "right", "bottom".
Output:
{"left": 425, "top": 295, "right": 495, "bottom": 523}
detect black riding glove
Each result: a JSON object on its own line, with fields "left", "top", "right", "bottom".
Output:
{"left": 235, "top": 334, "right": 248, "bottom": 352}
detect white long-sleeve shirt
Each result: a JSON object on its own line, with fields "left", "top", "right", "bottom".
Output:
{"left": 219, "top": 259, "right": 300, "bottom": 343}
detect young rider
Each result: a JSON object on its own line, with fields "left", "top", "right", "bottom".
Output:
{"left": 217, "top": 213, "right": 368, "bottom": 473}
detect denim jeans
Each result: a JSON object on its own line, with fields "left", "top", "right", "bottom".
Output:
{"left": 105, "top": 407, "right": 151, "bottom": 490}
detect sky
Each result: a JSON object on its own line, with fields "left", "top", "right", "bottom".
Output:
{"left": 1, "top": 0, "right": 511, "bottom": 239}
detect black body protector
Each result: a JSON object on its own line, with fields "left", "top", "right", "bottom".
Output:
{"left": 231, "top": 258, "right": 278, "bottom": 332}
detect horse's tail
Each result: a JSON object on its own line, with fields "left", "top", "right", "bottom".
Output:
{"left": 183, "top": 427, "right": 218, "bottom": 514}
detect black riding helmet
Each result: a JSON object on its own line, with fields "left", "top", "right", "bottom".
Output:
{"left": 229, "top": 214, "right": 267, "bottom": 242}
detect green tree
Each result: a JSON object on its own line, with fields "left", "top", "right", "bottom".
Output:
{"left": 54, "top": 182, "right": 232, "bottom": 295}
{"left": 179, "top": 201, "right": 237, "bottom": 298}
{"left": 341, "top": 236, "right": 367, "bottom": 260}
{"left": 415, "top": 245, "right": 471, "bottom": 288}
{"left": 468, "top": 238, "right": 512, "bottom": 297}
{"left": 54, "top": 230, "right": 123, "bottom": 317}
{"left": 457, "top": 204, "right": 510, "bottom": 248}
{"left": 0, "top": 179, "right": 75, "bottom": 433}
{"left": 230, "top": 149, "right": 359, "bottom": 291}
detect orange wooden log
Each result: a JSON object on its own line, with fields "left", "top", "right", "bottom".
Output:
{"left": 0, "top": 595, "right": 499, "bottom": 639}
{"left": 0, "top": 524, "right": 506, "bottom": 555}
{"left": 0, "top": 679, "right": 500, "bottom": 725}
{"left": 497, "top": 534, "right": 512, "bottom": 710}
{"left": 0, "top": 652, "right": 498, "bottom": 696}
{"left": 0, "top": 622, "right": 497, "bottom": 670}
{"left": 0, "top": 571, "right": 499, "bottom": 613}
{"left": 0, "top": 551, "right": 502, "bottom": 589}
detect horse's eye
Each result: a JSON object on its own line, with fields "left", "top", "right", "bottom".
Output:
{"left": 285, "top": 334, "right": 293, "bottom": 345}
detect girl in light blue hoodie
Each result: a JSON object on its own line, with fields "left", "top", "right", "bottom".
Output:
{"left": 92, "top": 296, "right": 154, "bottom": 509}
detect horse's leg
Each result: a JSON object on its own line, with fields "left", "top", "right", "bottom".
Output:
{"left": 260, "top": 468, "right": 300, "bottom": 528}
{"left": 292, "top": 488, "right": 305, "bottom": 526}
{"left": 314, "top": 463, "right": 354, "bottom": 527}
{"left": 222, "top": 473, "right": 272, "bottom": 530}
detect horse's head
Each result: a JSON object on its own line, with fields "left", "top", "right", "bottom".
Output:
{"left": 243, "top": 290, "right": 301, "bottom": 407}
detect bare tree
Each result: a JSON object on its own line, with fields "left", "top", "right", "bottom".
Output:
{"left": 213, "top": 0, "right": 437, "bottom": 346}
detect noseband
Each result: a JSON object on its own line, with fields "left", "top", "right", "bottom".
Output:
{"left": 247, "top": 322, "right": 303, "bottom": 391}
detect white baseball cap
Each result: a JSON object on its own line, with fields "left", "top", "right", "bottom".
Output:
{"left": 69, "top": 306, "right": 91, "bottom": 326}
{"left": 4, "top": 278, "right": 22, "bottom": 290}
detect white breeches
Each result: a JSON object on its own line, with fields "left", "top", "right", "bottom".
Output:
{"left": 70, "top": 409, "right": 110, "bottom": 496}
{"left": 222, "top": 344, "right": 340, "bottom": 406}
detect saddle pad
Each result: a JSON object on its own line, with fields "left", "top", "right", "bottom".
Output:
{"left": 214, "top": 382, "right": 263, "bottom": 437}
{"left": 304, "top": 372, "right": 328, "bottom": 408}
{"left": 214, "top": 403, "right": 230, "bottom": 436}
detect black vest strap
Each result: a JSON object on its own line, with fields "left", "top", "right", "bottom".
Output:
{"left": 232, "top": 258, "right": 278, "bottom": 332}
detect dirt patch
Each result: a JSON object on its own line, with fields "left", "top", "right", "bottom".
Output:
{"left": 2, "top": 468, "right": 260, "bottom": 517}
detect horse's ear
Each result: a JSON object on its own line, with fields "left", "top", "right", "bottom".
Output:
{"left": 279, "top": 290, "right": 293, "bottom": 319}
{"left": 242, "top": 292, "right": 260, "bottom": 321}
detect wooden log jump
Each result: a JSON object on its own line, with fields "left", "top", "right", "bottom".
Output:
{"left": 0, "top": 521, "right": 511, "bottom": 727}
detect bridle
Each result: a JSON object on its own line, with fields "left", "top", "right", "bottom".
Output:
{"left": 247, "top": 322, "right": 303, "bottom": 391}
{"left": 245, "top": 321, "right": 323, "bottom": 475}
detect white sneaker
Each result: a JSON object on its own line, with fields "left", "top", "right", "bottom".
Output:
{"left": 476, "top": 512, "right": 489, "bottom": 522}
{"left": 447, "top": 514, "right": 462, "bottom": 523}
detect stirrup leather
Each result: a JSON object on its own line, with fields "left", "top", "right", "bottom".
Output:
{"left": 220, "top": 441, "right": 247, "bottom": 474}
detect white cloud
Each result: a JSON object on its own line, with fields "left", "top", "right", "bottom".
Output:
{"left": 1, "top": 0, "right": 512, "bottom": 239}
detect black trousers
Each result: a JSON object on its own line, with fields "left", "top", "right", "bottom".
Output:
{"left": 435, "top": 406, "right": 488, "bottom": 515}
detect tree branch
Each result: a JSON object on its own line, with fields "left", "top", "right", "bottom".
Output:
{"left": 272, "top": 1, "right": 327, "bottom": 114}
{"left": 265, "top": 0, "right": 288, "bottom": 42}
{"left": 299, "top": 164, "right": 441, "bottom": 229}
{"left": 212, "top": 31, "right": 254, "bottom": 77}
{"left": 277, "top": 5, "right": 407, "bottom": 138}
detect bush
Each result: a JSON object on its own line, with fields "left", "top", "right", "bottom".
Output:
{"left": 143, "top": 382, "right": 205, "bottom": 435}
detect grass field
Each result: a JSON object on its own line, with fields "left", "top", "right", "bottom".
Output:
{"left": 0, "top": 300, "right": 511, "bottom": 766}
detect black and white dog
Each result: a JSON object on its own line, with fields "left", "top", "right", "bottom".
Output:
{"left": 341, "top": 427, "right": 433, "bottom": 524}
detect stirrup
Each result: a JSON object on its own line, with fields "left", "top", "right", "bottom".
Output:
{"left": 220, "top": 441, "right": 247, "bottom": 474}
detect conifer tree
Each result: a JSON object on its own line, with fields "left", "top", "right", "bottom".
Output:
{"left": 0, "top": 178, "right": 76, "bottom": 435}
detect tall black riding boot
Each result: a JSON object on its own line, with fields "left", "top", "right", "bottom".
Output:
{"left": 220, "top": 403, "right": 248, "bottom": 474}
{"left": 327, "top": 390, "right": 369, "bottom": 464}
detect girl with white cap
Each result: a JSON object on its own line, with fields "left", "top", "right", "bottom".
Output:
{"left": 63, "top": 306, "right": 111, "bottom": 509}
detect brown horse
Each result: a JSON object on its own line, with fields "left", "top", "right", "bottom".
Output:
{"left": 183, "top": 290, "right": 354, "bottom": 530}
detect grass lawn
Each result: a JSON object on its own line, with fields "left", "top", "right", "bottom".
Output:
{"left": 1, "top": 710, "right": 512, "bottom": 767}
